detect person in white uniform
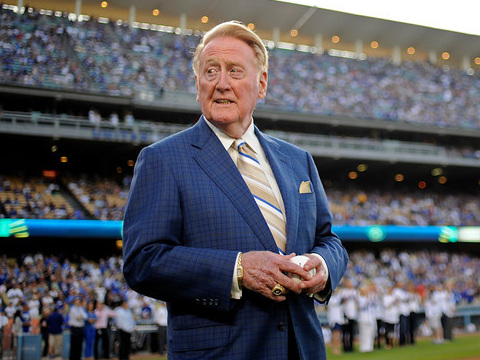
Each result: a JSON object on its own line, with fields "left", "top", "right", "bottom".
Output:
{"left": 357, "top": 285, "right": 376, "bottom": 353}
{"left": 326, "top": 290, "right": 344, "bottom": 355}
{"left": 382, "top": 284, "right": 399, "bottom": 349}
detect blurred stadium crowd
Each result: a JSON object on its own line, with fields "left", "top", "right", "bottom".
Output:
{"left": 0, "top": 253, "right": 168, "bottom": 358}
{"left": 0, "top": 249, "right": 477, "bottom": 356}
{"left": 1, "top": 175, "right": 479, "bottom": 227}
{"left": 1, "top": 5, "right": 480, "bottom": 130}
{"left": 326, "top": 249, "right": 478, "bottom": 353}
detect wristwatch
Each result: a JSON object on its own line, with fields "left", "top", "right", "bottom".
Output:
{"left": 237, "top": 253, "right": 244, "bottom": 288}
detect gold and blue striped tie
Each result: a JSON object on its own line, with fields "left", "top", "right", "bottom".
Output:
{"left": 235, "top": 139, "right": 287, "bottom": 254}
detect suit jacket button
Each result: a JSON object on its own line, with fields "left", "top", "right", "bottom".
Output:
{"left": 208, "top": 299, "right": 214, "bottom": 306}
{"left": 202, "top": 299, "right": 208, "bottom": 306}
{"left": 195, "top": 299, "right": 201, "bottom": 305}
{"left": 214, "top": 299, "right": 220, "bottom": 307}
{"left": 277, "top": 322, "right": 286, "bottom": 331}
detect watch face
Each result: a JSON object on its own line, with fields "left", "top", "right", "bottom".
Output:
{"left": 237, "top": 266, "right": 243, "bottom": 280}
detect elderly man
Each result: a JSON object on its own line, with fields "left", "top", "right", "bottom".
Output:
{"left": 123, "top": 20, "right": 348, "bottom": 360}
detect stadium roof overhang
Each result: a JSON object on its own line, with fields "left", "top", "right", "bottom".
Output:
{"left": 83, "top": 0, "right": 480, "bottom": 62}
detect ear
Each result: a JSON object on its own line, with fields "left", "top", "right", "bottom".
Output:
{"left": 258, "top": 71, "right": 268, "bottom": 99}
{"left": 195, "top": 75, "right": 200, "bottom": 102}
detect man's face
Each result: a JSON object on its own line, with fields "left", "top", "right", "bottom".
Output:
{"left": 195, "top": 36, "right": 267, "bottom": 138}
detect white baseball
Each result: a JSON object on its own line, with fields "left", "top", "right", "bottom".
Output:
{"left": 289, "top": 255, "right": 316, "bottom": 283}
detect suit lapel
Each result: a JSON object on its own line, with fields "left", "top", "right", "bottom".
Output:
{"left": 256, "top": 129, "right": 300, "bottom": 254}
{"left": 191, "top": 118, "right": 278, "bottom": 252}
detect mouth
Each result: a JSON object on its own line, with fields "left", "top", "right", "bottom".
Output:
{"left": 215, "top": 100, "right": 234, "bottom": 104}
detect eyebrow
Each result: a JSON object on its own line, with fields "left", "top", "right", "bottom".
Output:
{"left": 204, "top": 56, "right": 242, "bottom": 69}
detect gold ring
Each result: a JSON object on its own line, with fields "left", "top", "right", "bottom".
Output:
{"left": 272, "top": 283, "right": 286, "bottom": 296}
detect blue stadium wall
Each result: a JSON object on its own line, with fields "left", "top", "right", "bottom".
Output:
{"left": 1, "top": 219, "right": 478, "bottom": 244}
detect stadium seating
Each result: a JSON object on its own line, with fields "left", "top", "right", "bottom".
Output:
{"left": 2, "top": 174, "right": 479, "bottom": 225}
{"left": 0, "top": 176, "right": 84, "bottom": 219}
{"left": 1, "top": 6, "right": 480, "bottom": 130}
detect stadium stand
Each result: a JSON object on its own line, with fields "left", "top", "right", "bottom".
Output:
{"left": 1, "top": 174, "right": 480, "bottom": 226}
{"left": 1, "top": 5, "right": 480, "bottom": 131}
{"left": 0, "top": 175, "right": 85, "bottom": 220}
{"left": 0, "top": 249, "right": 478, "bottom": 357}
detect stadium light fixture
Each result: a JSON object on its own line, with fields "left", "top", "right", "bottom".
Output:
{"left": 273, "top": 0, "right": 480, "bottom": 37}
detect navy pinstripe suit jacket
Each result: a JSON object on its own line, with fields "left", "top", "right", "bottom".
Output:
{"left": 122, "top": 116, "right": 348, "bottom": 360}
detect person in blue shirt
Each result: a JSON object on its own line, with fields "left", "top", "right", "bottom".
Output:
{"left": 115, "top": 300, "right": 136, "bottom": 360}
{"left": 47, "top": 305, "right": 65, "bottom": 357}
{"left": 20, "top": 303, "right": 31, "bottom": 333}
{"left": 84, "top": 301, "right": 97, "bottom": 360}
{"left": 68, "top": 297, "right": 87, "bottom": 360}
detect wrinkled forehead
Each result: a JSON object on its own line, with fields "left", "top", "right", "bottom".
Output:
{"left": 200, "top": 36, "right": 261, "bottom": 72}
{"left": 202, "top": 37, "right": 254, "bottom": 59}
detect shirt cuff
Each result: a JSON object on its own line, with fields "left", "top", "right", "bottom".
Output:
{"left": 231, "top": 252, "right": 242, "bottom": 299}
{"left": 310, "top": 253, "right": 329, "bottom": 280}
{"left": 310, "top": 253, "right": 331, "bottom": 301}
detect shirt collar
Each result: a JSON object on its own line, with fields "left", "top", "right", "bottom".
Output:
{"left": 203, "top": 116, "right": 260, "bottom": 154}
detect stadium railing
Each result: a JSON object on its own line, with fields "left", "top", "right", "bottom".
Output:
{"left": 3, "top": 110, "right": 480, "bottom": 168}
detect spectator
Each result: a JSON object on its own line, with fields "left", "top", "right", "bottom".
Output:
{"left": 13, "top": 309, "right": 23, "bottom": 335}
{"left": 339, "top": 279, "right": 358, "bottom": 352}
{"left": 357, "top": 284, "right": 376, "bottom": 353}
{"left": 115, "top": 300, "right": 135, "bottom": 360}
{"left": 408, "top": 282, "right": 422, "bottom": 345}
{"left": 393, "top": 281, "right": 411, "bottom": 346}
{"left": 425, "top": 284, "right": 444, "bottom": 344}
{"left": 382, "top": 285, "right": 399, "bottom": 349}
{"left": 154, "top": 301, "right": 167, "bottom": 356}
{"left": 88, "top": 109, "right": 101, "bottom": 128}
{"left": 109, "top": 112, "right": 119, "bottom": 127}
{"left": 124, "top": 111, "right": 135, "bottom": 126}
{"left": 369, "top": 282, "right": 384, "bottom": 349}
{"left": 326, "top": 291, "right": 344, "bottom": 355}
{"left": 94, "top": 301, "right": 116, "bottom": 359}
{"left": 68, "top": 297, "right": 87, "bottom": 360}
{"left": 40, "top": 306, "right": 51, "bottom": 357}
{"left": 84, "top": 301, "right": 97, "bottom": 360}
{"left": 0, "top": 308, "right": 8, "bottom": 331}
{"left": 47, "top": 305, "right": 65, "bottom": 358}
{"left": 140, "top": 299, "right": 153, "bottom": 321}
{"left": 6, "top": 282, "right": 23, "bottom": 308}
{"left": 4, "top": 302, "right": 16, "bottom": 319}
{"left": 20, "top": 302, "right": 31, "bottom": 333}
{"left": 440, "top": 282, "right": 456, "bottom": 341}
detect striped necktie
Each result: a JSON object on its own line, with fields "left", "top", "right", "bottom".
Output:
{"left": 234, "top": 139, "right": 287, "bottom": 254}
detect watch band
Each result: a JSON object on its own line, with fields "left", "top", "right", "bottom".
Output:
{"left": 237, "top": 252, "right": 244, "bottom": 289}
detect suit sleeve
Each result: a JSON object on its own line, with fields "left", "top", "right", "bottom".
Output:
{"left": 122, "top": 145, "right": 237, "bottom": 312}
{"left": 306, "top": 152, "right": 348, "bottom": 301}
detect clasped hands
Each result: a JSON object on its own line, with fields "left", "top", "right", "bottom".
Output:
{"left": 241, "top": 251, "right": 328, "bottom": 302}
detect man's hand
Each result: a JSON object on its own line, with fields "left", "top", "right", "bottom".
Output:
{"left": 241, "top": 251, "right": 316, "bottom": 302}
{"left": 296, "top": 253, "right": 328, "bottom": 296}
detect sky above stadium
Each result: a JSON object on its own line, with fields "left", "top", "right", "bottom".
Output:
{"left": 274, "top": 0, "right": 480, "bottom": 37}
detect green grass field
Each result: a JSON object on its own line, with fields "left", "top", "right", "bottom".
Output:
{"left": 133, "top": 333, "right": 480, "bottom": 360}
{"left": 326, "top": 334, "right": 480, "bottom": 360}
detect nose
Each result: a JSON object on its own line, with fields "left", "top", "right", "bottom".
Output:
{"left": 215, "top": 69, "right": 231, "bottom": 91}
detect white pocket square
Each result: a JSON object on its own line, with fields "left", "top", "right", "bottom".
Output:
{"left": 299, "top": 181, "right": 311, "bottom": 194}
